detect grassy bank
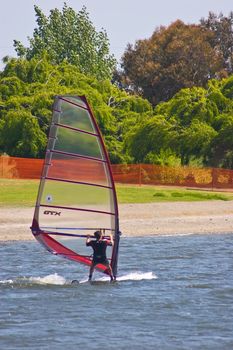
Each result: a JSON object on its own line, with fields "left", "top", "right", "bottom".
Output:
{"left": 0, "top": 179, "right": 233, "bottom": 207}
{"left": 117, "top": 185, "right": 233, "bottom": 203}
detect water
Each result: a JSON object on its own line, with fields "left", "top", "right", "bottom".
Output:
{"left": 1, "top": 234, "right": 233, "bottom": 350}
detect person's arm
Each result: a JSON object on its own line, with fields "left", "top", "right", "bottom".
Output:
{"left": 86, "top": 234, "right": 91, "bottom": 246}
{"left": 108, "top": 233, "right": 114, "bottom": 246}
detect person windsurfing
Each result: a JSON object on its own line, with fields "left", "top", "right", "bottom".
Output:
{"left": 86, "top": 230, "right": 114, "bottom": 281}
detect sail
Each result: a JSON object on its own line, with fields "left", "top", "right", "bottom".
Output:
{"left": 31, "top": 96, "right": 120, "bottom": 277}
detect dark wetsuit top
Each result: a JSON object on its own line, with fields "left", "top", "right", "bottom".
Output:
{"left": 86, "top": 240, "right": 111, "bottom": 264}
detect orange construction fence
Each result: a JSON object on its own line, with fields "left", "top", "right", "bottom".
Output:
{"left": 1, "top": 155, "right": 233, "bottom": 190}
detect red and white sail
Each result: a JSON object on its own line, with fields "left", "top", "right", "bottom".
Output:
{"left": 31, "top": 96, "right": 120, "bottom": 277}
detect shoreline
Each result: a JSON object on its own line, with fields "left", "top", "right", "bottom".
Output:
{"left": 1, "top": 201, "right": 233, "bottom": 241}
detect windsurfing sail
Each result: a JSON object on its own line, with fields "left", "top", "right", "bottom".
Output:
{"left": 31, "top": 95, "right": 120, "bottom": 277}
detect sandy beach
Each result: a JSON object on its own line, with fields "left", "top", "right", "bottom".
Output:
{"left": 1, "top": 201, "right": 233, "bottom": 241}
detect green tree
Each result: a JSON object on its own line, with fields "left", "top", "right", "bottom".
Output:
{"left": 155, "top": 87, "right": 219, "bottom": 127}
{"left": 124, "top": 116, "right": 176, "bottom": 163}
{"left": 0, "top": 56, "right": 153, "bottom": 162}
{"left": 0, "top": 110, "right": 47, "bottom": 157}
{"left": 210, "top": 114, "right": 233, "bottom": 167}
{"left": 177, "top": 120, "right": 217, "bottom": 165}
{"left": 154, "top": 77, "right": 233, "bottom": 167}
{"left": 144, "top": 149, "right": 181, "bottom": 166}
{"left": 13, "top": 4, "right": 116, "bottom": 80}
{"left": 221, "top": 75, "right": 233, "bottom": 99}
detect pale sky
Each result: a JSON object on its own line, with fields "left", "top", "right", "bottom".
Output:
{"left": 0, "top": 0, "right": 232, "bottom": 69}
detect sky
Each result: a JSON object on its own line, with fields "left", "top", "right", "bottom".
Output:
{"left": 0, "top": 0, "right": 232, "bottom": 69}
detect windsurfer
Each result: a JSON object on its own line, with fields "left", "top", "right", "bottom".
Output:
{"left": 86, "top": 230, "right": 114, "bottom": 281}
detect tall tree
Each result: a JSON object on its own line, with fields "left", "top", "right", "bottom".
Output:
{"left": 200, "top": 12, "right": 233, "bottom": 75}
{"left": 13, "top": 3, "right": 116, "bottom": 80}
{"left": 118, "top": 20, "right": 224, "bottom": 105}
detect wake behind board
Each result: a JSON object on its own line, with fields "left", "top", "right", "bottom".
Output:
{"left": 30, "top": 95, "right": 120, "bottom": 278}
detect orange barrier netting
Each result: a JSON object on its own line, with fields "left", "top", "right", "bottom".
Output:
{"left": 111, "top": 164, "right": 233, "bottom": 189}
{"left": 1, "top": 156, "right": 233, "bottom": 189}
{"left": 0, "top": 156, "right": 43, "bottom": 179}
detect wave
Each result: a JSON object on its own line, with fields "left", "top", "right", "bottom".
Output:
{"left": 79, "top": 271, "right": 157, "bottom": 284}
{"left": 117, "top": 271, "right": 157, "bottom": 281}
{"left": 0, "top": 273, "right": 66, "bottom": 286}
{"left": 29, "top": 273, "right": 66, "bottom": 285}
{"left": 0, "top": 271, "right": 157, "bottom": 287}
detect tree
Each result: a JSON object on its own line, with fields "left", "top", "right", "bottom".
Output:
{"left": 210, "top": 114, "right": 233, "bottom": 167}
{"left": 155, "top": 87, "right": 219, "bottom": 127}
{"left": 177, "top": 120, "right": 217, "bottom": 165}
{"left": 118, "top": 20, "right": 224, "bottom": 105}
{"left": 200, "top": 12, "right": 233, "bottom": 75}
{"left": 0, "top": 110, "right": 47, "bottom": 157}
{"left": 13, "top": 4, "right": 116, "bottom": 80}
{"left": 0, "top": 56, "right": 153, "bottom": 162}
{"left": 124, "top": 116, "right": 176, "bottom": 163}
{"left": 221, "top": 75, "right": 233, "bottom": 99}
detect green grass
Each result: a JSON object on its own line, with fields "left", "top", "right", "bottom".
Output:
{"left": 116, "top": 185, "right": 233, "bottom": 203}
{"left": 1, "top": 179, "right": 232, "bottom": 207}
{"left": 0, "top": 179, "right": 39, "bottom": 207}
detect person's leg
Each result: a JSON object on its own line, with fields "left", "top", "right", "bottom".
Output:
{"left": 108, "top": 265, "right": 114, "bottom": 281}
{"left": 88, "top": 262, "right": 95, "bottom": 281}
{"left": 103, "top": 261, "right": 114, "bottom": 281}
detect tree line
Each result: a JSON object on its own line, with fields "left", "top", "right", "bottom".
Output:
{"left": 0, "top": 4, "right": 233, "bottom": 168}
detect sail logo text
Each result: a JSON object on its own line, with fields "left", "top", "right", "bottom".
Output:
{"left": 44, "top": 210, "right": 61, "bottom": 216}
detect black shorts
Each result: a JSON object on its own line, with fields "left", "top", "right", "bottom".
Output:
{"left": 92, "top": 257, "right": 109, "bottom": 266}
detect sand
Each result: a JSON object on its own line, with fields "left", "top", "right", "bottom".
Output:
{"left": 1, "top": 201, "right": 233, "bottom": 241}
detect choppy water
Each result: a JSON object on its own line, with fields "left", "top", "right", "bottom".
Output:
{"left": 1, "top": 234, "right": 233, "bottom": 350}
